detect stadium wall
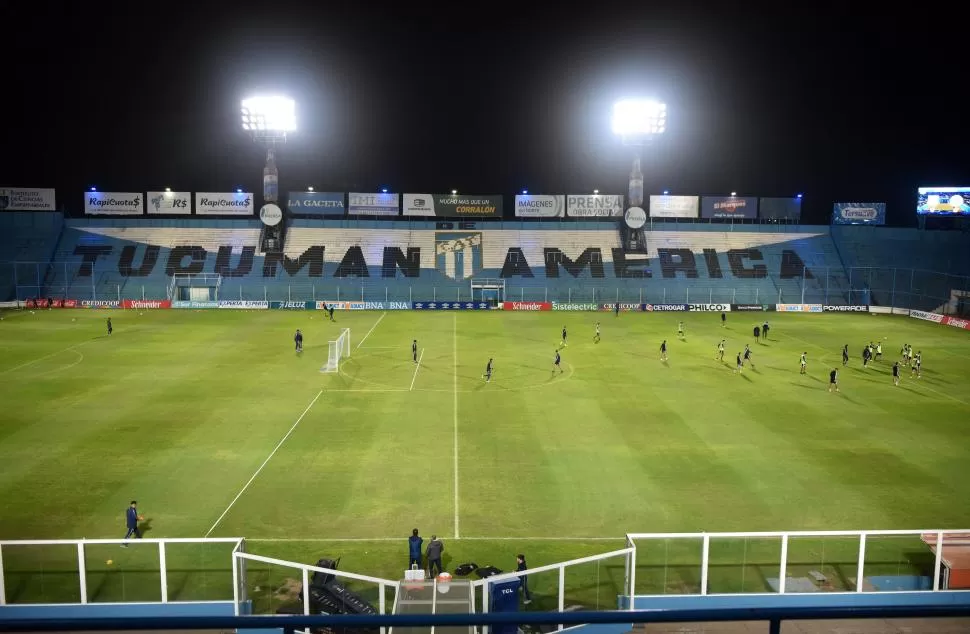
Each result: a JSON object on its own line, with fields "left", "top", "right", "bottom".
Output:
{"left": 12, "top": 219, "right": 846, "bottom": 306}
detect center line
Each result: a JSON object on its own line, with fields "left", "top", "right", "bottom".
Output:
{"left": 453, "top": 312, "right": 460, "bottom": 539}
{"left": 355, "top": 312, "right": 386, "bottom": 349}
{"left": 204, "top": 389, "right": 323, "bottom": 537}
{"left": 409, "top": 349, "right": 425, "bottom": 391}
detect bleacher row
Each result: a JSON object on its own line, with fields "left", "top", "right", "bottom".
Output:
{"left": 2, "top": 214, "right": 968, "bottom": 309}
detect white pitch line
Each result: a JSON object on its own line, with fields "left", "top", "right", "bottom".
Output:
{"left": 0, "top": 339, "right": 96, "bottom": 376}
{"left": 355, "top": 312, "right": 386, "bottom": 349}
{"left": 409, "top": 349, "right": 425, "bottom": 391}
{"left": 204, "top": 389, "right": 323, "bottom": 537}
{"left": 453, "top": 312, "right": 460, "bottom": 539}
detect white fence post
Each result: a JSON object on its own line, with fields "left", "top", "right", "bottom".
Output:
{"left": 628, "top": 539, "right": 637, "bottom": 611}
{"left": 0, "top": 544, "right": 6, "bottom": 605}
{"left": 778, "top": 534, "right": 788, "bottom": 594}
{"left": 302, "top": 568, "right": 311, "bottom": 615}
{"left": 934, "top": 531, "right": 944, "bottom": 591}
{"left": 557, "top": 565, "right": 566, "bottom": 629}
{"left": 232, "top": 550, "right": 240, "bottom": 616}
{"left": 700, "top": 534, "right": 710, "bottom": 595}
{"left": 856, "top": 533, "right": 867, "bottom": 592}
{"left": 159, "top": 541, "right": 168, "bottom": 602}
{"left": 77, "top": 542, "right": 88, "bottom": 604}
{"left": 379, "top": 582, "right": 388, "bottom": 634}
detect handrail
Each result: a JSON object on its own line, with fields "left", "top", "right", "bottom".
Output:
{"left": 2, "top": 605, "right": 970, "bottom": 632}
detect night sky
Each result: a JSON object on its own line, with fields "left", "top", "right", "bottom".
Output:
{"left": 4, "top": 2, "right": 967, "bottom": 225}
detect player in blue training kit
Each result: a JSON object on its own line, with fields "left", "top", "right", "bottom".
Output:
{"left": 553, "top": 350, "right": 563, "bottom": 374}
{"left": 106, "top": 318, "right": 113, "bottom": 336}
{"left": 660, "top": 340, "right": 668, "bottom": 361}
{"left": 122, "top": 500, "right": 142, "bottom": 546}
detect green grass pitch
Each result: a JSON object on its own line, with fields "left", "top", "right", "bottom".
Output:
{"left": 1, "top": 307, "right": 969, "bottom": 607}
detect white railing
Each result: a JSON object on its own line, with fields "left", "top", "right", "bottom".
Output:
{"left": 234, "top": 551, "right": 397, "bottom": 632}
{"left": 0, "top": 537, "right": 243, "bottom": 606}
{"left": 474, "top": 547, "right": 633, "bottom": 630}
{"left": 625, "top": 529, "right": 970, "bottom": 601}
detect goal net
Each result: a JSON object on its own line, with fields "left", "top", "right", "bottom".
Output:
{"left": 321, "top": 328, "right": 351, "bottom": 373}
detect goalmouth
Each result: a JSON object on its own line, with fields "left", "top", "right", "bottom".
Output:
{"left": 321, "top": 328, "right": 351, "bottom": 373}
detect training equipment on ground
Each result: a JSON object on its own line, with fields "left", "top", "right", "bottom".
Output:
{"left": 321, "top": 328, "right": 351, "bottom": 373}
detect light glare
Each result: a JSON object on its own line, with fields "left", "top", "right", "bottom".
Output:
{"left": 240, "top": 96, "right": 297, "bottom": 132}
{"left": 612, "top": 99, "right": 667, "bottom": 137}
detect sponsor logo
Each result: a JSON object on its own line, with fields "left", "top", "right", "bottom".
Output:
{"left": 348, "top": 192, "right": 400, "bottom": 216}
{"left": 645, "top": 304, "right": 688, "bottom": 311}
{"left": 732, "top": 304, "right": 767, "bottom": 311}
{"left": 776, "top": 304, "right": 823, "bottom": 313}
{"left": 388, "top": 302, "right": 411, "bottom": 310}
{"left": 648, "top": 195, "right": 699, "bottom": 218}
{"left": 84, "top": 192, "right": 143, "bottom": 215}
{"left": 121, "top": 299, "right": 171, "bottom": 309}
{"left": 316, "top": 301, "right": 348, "bottom": 310}
{"left": 411, "top": 301, "right": 490, "bottom": 310}
{"left": 840, "top": 207, "right": 878, "bottom": 220}
{"left": 600, "top": 303, "right": 641, "bottom": 312}
{"left": 514, "top": 195, "right": 565, "bottom": 218}
{"left": 910, "top": 310, "right": 944, "bottom": 323}
{"left": 0, "top": 187, "right": 56, "bottom": 211}
{"left": 195, "top": 192, "right": 254, "bottom": 215}
{"left": 347, "top": 301, "right": 390, "bottom": 310}
{"left": 80, "top": 300, "right": 120, "bottom": 308}
{"left": 552, "top": 302, "right": 599, "bottom": 311}
{"left": 944, "top": 317, "right": 970, "bottom": 330}
{"left": 822, "top": 305, "right": 869, "bottom": 312}
{"left": 218, "top": 300, "right": 268, "bottom": 309}
{"left": 566, "top": 194, "right": 624, "bottom": 217}
{"left": 503, "top": 301, "right": 552, "bottom": 311}
{"left": 687, "top": 303, "right": 732, "bottom": 312}
{"left": 272, "top": 301, "right": 310, "bottom": 310}
{"left": 172, "top": 300, "right": 219, "bottom": 309}
{"left": 624, "top": 206, "right": 647, "bottom": 229}
{"left": 148, "top": 191, "right": 191, "bottom": 214}
{"left": 259, "top": 204, "right": 283, "bottom": 226}
{"left": 714, "top": 199, "right": 748, "bottom": 212}
{"left": 62, "top": 299, "right": 78, "bottom": 308}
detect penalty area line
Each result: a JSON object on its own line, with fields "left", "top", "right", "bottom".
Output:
{"left": 409, "top": 348, "right": 425, "bottom": 391}
{"left": 204, "top": 389, "right": 323, "bottom": 537}
{"left": 356, "top": 312, "right": 386, "bottom": 350}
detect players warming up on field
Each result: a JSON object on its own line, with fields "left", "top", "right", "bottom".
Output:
{"left": 743, "top": 344, "right": 754, "bottom": 368}
{"left": 829, "top": 368, "right": 839, "bottom": 392}
{"left": 412, "top": 339, "right": 418, "bottom": 363}
{"left": 593, "top": 322, "right": 601, "bottom": 343}
{"left": 911, "top": 351, "right": 922, "bottom": 378}
{"left": 799, "top": 352, "right": 807, "bottom": 374}
{"left": 553, "top": 349, "right": 563, "bottom": 374}
{"left": 842, "top": 344, "right": 849, "bottom": 366}
{"left": 716, "top": 340, "right": 725, "bottom": 362}
{"left": 660, "top": 340, "right": 668, "bottom": 362}
{"left": 762, "top": 321, "right": 769, "bottom": 341}
{"left": 721, "top": 312, "right": 726, "bottom": 327}
{"left": 294, "top": 329, "right": 303, "bottom": 353}
{"left": 875, "top": 341, "right": 883, "bottom": 360}
{"left": 328, "top": 304, "right": 335, "bottom": 322}
{"left": 735, "top": 352, "right": 743, "bottom": 374}
{"left": 862, "top": 345, "right": 871, "bottom": 368}
{"left": 614, "top": 303, "right": 620, "bottom": 317}
{"left": 483, "top": 358, "right": 493, "bottom": 383}
{"left": 677, "top": 321, "right": 685, "bottom": 340}
{"left": 106, "top": 317, "right": 112, "bottom": 336}
{"left": 892, "top": 361, "right": 900, "bottom": 386}
{"left": 561, "top": 326, "right": 568, "bottom": 347}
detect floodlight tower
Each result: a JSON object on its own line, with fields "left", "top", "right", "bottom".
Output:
{"left": 241, "top": 96, "right": 296, "bottom": 204}
{"left": 612, "top": 99, "right": 666, "bottom": 249}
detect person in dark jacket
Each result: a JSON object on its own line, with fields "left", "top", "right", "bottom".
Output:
{"left": 426, "top": 535, "right": 444, "bottom": 576}
{"left": 408, "top": 528, "right": 423, "bottom": 569}
{"left": 122, "top": 500, "right": 142, "bottom": 546}
{"left": 516, "top": 554, "right": 532, "bottom": 604}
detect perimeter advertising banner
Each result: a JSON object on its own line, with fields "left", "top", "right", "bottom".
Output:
{"left": 218, "top": 300, "right": 268, "bottom": 309}
{"left": 147, "top": 191, "right": 192, "bottom": 215}
{"left": 84, "top": 192, "right": 144, "bottom": 215}
{"left": 195, "top": 192, "right": 254, "bottom": 216}
{"left": 648, "top": 195, "right": 699, "bottom": 218}
{"left": 317, "top": 301, "right": 411, "bottom": 310}
{"left": 701, "top": 196, "right": 758, "bottom": 219}
{"left": 412, "top": 301, "right": 491, "bottom": 310}
{"left": 832, "top": 202, "right": 886, "bottom": 225}
{"left": 552, "top": 302, "right": 599, "bottom": 311}
{"left": 348, "top": 192, "right": 400, "bottom": 216}
{"left": 270, "top": 301, "right": 314, "bottom": 309}
{"left": 566, "top": 194, "right": 624, "bottom": 218}
{"left": 514, "top": 195, "right": 565, "bottom": 218}
{"left": 759, "top": 197, "right": 802, "bottom": 221}
{"left": 0, "top": 187, "right": 56, "bottom": 211}
{"left": 287, "top": 192, "right": 345, "bottom": 216}
{"left": 776, "top": 304, "right": 823, "bottom": 312}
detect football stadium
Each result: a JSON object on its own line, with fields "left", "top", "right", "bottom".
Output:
{"left": 3, "top": 8, "right": 970, "bottom": 634}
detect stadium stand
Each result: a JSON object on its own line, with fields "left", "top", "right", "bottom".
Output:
{"left": 0, "top": 212, "right": 64, "bottom": 301}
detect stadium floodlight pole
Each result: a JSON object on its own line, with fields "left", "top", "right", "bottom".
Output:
{"left": 241, "top": 95, "right": 296, "bottom": 205}
{"left": 611, "top": 98, "right": 666, "bottom": 210}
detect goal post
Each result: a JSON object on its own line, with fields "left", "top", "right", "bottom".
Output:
{"left": 321, "top": 328, "right": 351, "bottom": 373}
{"left": 168, "top": 273, "right": 223, "bottom": 302}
